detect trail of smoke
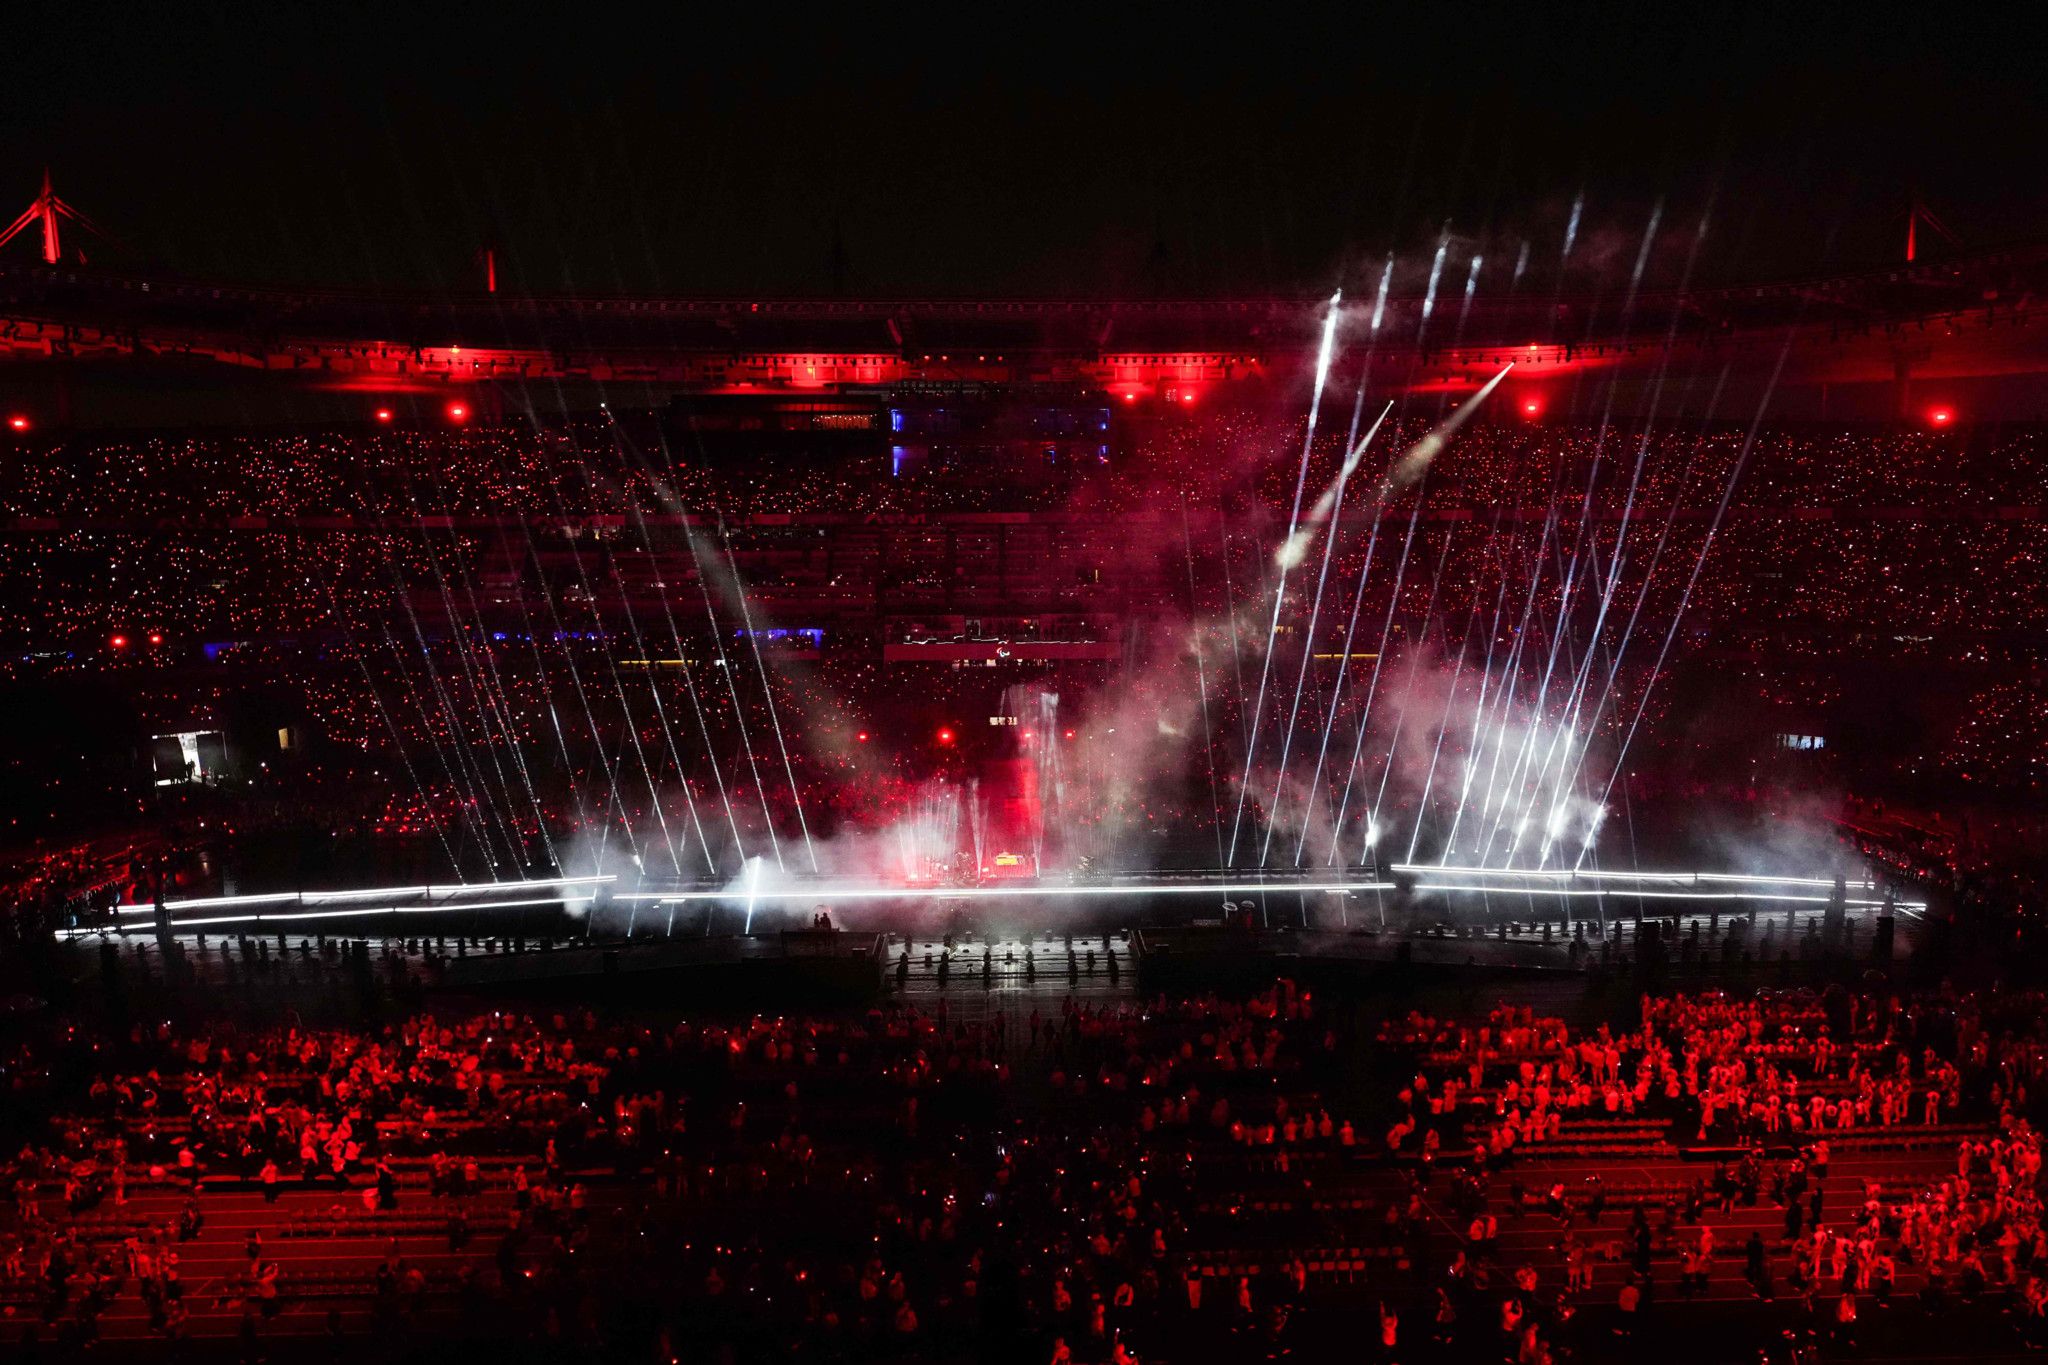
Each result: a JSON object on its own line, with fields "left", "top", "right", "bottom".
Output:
{"left": 1456, "top": 254, "right": 1484, "bottom": 337}
{"left": 1180, "top": 498, "right": 1226, "bottom": 867}
{"left": 1419, "top": 229, "right": 1449, "bottom": 331}
{"left": 1259, "top": 393, "right": 1391, "bottom": 863}
{"left": 1226, "top": 290, "right": 1342, "bottom": 863}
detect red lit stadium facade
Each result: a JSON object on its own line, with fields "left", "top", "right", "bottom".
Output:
{"left": 3, "top": 241, "right": 2048, "bottom": 423}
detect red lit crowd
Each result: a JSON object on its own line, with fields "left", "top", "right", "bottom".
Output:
{"left": 6, "top": 974, "right": 2048, "bottom": 1358}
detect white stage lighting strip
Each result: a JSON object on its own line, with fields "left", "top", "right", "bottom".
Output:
{"left": 60, "top": 895, "right": 571, "bottom": 938}
{"left": 616, "top": 879, "right": 1399, "bottom": 904}
{"left": 109, "top": 875, "right": 615, "bottom": 918}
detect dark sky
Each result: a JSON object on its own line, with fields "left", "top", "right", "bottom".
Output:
{"left": 7, "top": 2, "right": 2043, "bottom": 296}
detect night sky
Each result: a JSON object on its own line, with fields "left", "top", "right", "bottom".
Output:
{"left": 8, "top": 3, "right": 2042, "bottom": 297}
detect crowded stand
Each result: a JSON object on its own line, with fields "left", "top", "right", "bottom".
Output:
{"left": 6, "top": 966, "right": 2048, "bottom": 1359}
{"left": 0, "top": 413, "right": 2038, "bottom": 914}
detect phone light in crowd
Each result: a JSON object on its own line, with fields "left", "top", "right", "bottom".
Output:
{"left": 7, "top": 415, "right": 27, "bottom": 431}
{"left": 1928, "top": 406, "right": 1954, "bottom": 427}
{"left": 446, "top": 402, "right": 469, "bottom": 423}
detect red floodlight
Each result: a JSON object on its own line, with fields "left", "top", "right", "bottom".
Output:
{"left": 1928, "top": 406, "right": 1955, "bottom": 427}
{"left": 1522, "top": 399, "right": 1542, "bottom": 418}
{"left": 446, "top": 402, "right": 469, "bottom": 423}
{"left": 936, "top": 727, "right": 955, "bottom": 746}
{"left": 855, "top": 731, "right": 870, "bottom": 743}
{"left": 374, "top": 407, "right": 394, "bottom": 424}
{"left": 147, "top": 631, "right": 164, "bottom": 646}
{"left": 7, "top": 415, "right": 27, "bottom": 431}
{"left": 110, "top": 633, "right": 128, "bottom": 649}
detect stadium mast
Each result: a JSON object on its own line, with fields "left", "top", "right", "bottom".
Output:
{"left": 1904, "top": 189, "right": 1959, "bottom": 264}
{"left": 0, "top": 170, "right": 121, "bottom": 265}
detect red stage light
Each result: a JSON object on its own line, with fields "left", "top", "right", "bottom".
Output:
{"left": 1928, "top": 407, "right": 1954, "bottom": 427}
{"left": 855, "top": 731, "right": 869, "bottom": 743}
{"left": 147, "top": 632, "right": 163, "bottom": 646}
{"left": 1523, "top": 400, "right": 1542, "bottom": 416}
{"left": 7, "top": 415, "right": 27, "bottom": 431}
{"left": 375, "top": 408, "right": 394, "bottom": 423}
{"left": 1123, "top": 392, "right": 1138, "bottom": 403}
{"left": 110, "top": 634, "right": 128, "bottom": 649}
{"left": 936, "top": 727, "right": 955, "bottom": 745}
{"left": 447, "top": 402, "right": 469, "bottom": 422}
{"left": 1063, "top": 729, "right": 1076, "bottom": 740}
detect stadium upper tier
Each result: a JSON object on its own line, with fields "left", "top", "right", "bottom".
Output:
{"left": 2, "top": 243, "right": 2047, "bottom": 405}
